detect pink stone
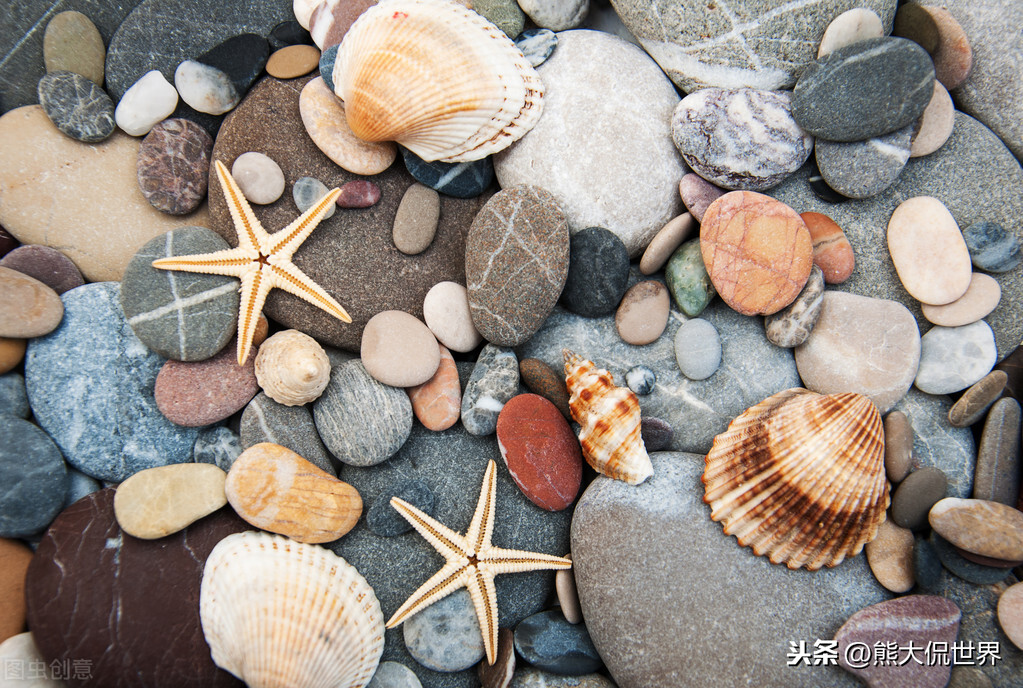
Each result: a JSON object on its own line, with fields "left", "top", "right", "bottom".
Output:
{"left": 406, "top": 343, "right": 461, "bottom": 431}
{"left": 336, "top": 179, "right": 381, "bottom": 208}
{"left": 154, "top": 338, "right": 259, "bottom": 426}
{"left": 800, "top": 212, "right": 855, "bottom": 284}
{"left": 678, "top": 173, "right": 725, "bottom": 223}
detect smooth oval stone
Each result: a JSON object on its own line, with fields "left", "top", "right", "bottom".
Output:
{"left": 701, "top": 191, "right": 812, "bottom": 316}
{"left": 922, "top": 273, "right": 1000, "bottom": 327}
{"left": 895, "top": 4, "right": 972, "bottom": 90}
{"left": 366, "top": 478, "right": 435, "bottom": 538}
{"left": 407, "top": 343, "right": 461, "bottom": 432}
{"left": 120, "top": 227, "right": 239, "bottom": 361}
{"left": 497, "top": 393, "right": 582, "bottom": 511}
{"left": 884, "top": 410, "right": 914, "bottom": 483}
{"left": 0, "top": 266, "right": 63, "bottom": 338}
{"left": 640, "top": 417, "right": 674, "bottom": 452}
{"left": 998, "top": 582, "right": 1023, "bottom": 652}
{"left": 461, "top": 344, "right": 519, "bottom": 436}
{"left": 266, "top": 44, "right": 320, "bottom": 79}
{"left": 888, "top": 196, "right": 972, "bottom": 305}
{"left": 678, "top": 174, "right": 725, "bottom": 223}
{"left": 764, "top": 264, "right": 825, "bottom": 348}
{"left": 974, "top": 398, "right": 1021, "bottom": 506}
{"left": 561, "top": 227, "right": 630, "bottom": 317}
{"left": 113, "top": 463, "right": 227, "bottom": 539}
{"left": 43, "top": 11, "right": 105, "bottom": 85}
{"left": 817, "top": 8, "right": 884, "bottom": 57}
{"left": 949, "top": 370, "right": 1008, "bottom": 428}
{"left": 815, "top": 125, "right": 912, "bottom": 199}
{"left": 865, "top": 519, "right": 915, "bottom": 593}
{"left": 403, "top": 588, "right": 485, "bottom": 672}
{"left": 664, "top": 238, "right": 715, "bottom": 317}
{"left": 639, "top": 213, "right": 695, "bottom": 276}
{"left": 0, "top": 540, "right": 33, "bottom": 642}
{"left": 519, "top": 357, "right": 571, "bottom": 419}
{"left": 193, "top": 425, "right": 243, "bottom": 472}
{"left": 369, "top": 661, "right": 423, "bottom": 688}
{"left": 225, "top": 442, "right": 361, "bottom": 543}
{"left": 300, "top": 77, "right": 396, "bottom": 175}
{"left": 913, "top": 536, "right": 943, "bottom": 590}
{"left": 37, "top": 71, "right": 115, "bottom": 143}
{"left": 335, "top": 178, "right": 381, "bottom": 209}
{"left": 292, "top": 175, "right": 335, "bottom": 219}
{"left": 518, "top": 0, "right": 583, "bottom": 31}
{"left": 393, "top": 183, "right": 440, "bottom": 256}
{"left": 154, "top": 339, "right": 259, "bottom": 426}
{"left": 136, "top": 118, "right": 213, "bottom": 215}
{"left": 240, "top": 392, "right": 335, "bottom": 475}
{"left": 515, "top": 28, "right": 558, "bottom": 67}
{"left": 422, "top": 281, "right": 483, "bottom": 353}
{"left": 0, "top": 372, "right": 29, "bottom": 419}
{"left": 556, "top": 562, "right": 582, "bottom": 625}
{"left": 963, "top": 221, "right": 1022, "bottom": 274}
{"left": 514, "top": 610, "right": 602, "bottom": 676}
{"left": 892, "top": 466, "right": 948, "bottom": 530}
{"left": 114, "top": 70, "right": 179, "bottom": 137}
{"left": 467, "top": 186, "right": 570, "bottom": 346}
{"left": 615, "top": 281, "right": 670, "bottom": 346}
{"left": 910, "top": 81, "right": 955, "bottom": 157}
{"left": 475, "top": 0, "right": 525, "bottom": 36}
{"left": 792, "top": 37, "right": 935, "bottom": 142}
{"left": 674, "top": 318, "right": 722, "bottom": 381}
{"left": 0, "top": 417, "right": 67, "bottom": 538}
{"left": 361, "top": 310, "right": 440, "bottom": 388}
{"left": 929, "top": 531, "right": 1012, "bottom": 585}
{"left": 930, "top": 497, "right": 1023, "bottom": 562}
{"left": 915, "top": 321, "right": 997, "bottom": 395}
{"left": 0, "top": 339, "right": 26, "bottom": 376}
{"left": 799, "top": 212, "right": 854, "bottom": 284}
{"left": 671, "top": 88, "right": 813, "bottom": 191}
{"left": 401, "top": 148, "right": 494, "bottom": 199}
{"left": 313, "top": 359, "right": 413, "bottom": 466}
{"left": 173, "top": 60, "right": 238, "bottom": 116}
{"left": 231, "top": 151, "right": 285, "bottom": 205}
{"left": 625, "top": 365, "right": 656, "bottom": 396}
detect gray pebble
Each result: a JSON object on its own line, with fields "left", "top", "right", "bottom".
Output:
{"left": 515, "top": 29, "right": 558, "bottom": 67}
{"left": 929, "top": 532, "right": 1012, "bottom": 585}
{"left": 367, "top": 479, "right": 435, "bottom": 537}
{"left": 673, "top": 318, "right": 721, "bottom": 380}
{"left": 513, "top": 610, "right": 603, "bottom": 676}
{"left": 461, "top": 344, "right": 519, "bottom": 436}
{"left": 814, "top": 126, "right": 912, "bottom": 199}
{"left": 319, "top": 44, "right": 338, "bottom": 92}
{"left": 292, "top": 175, "right": 335, "bottom": 219}
{"left": 0, "top": 417, "right": 68, "bottom": 537}
{"left": 912, "top": 536, "right": 943, "bottom": 590}
{"left": 63, "top": 466, "right": 100, "bottom": 508}
{"left": 962, "top": 221, "right": 1021, "bottom": 273}
{"left": 367, "top": 662, "right": 423, "bottom": 688}
{"left": 402, "top": 589, "right": 485, "bottom": 672}
{"left": 640, "top": 417, "right": 673, "bottom": 452}
{"left": 891, "top": 466, "right": 947, "bottom": 530}
{"left": 625, "top": 365, "right": 655, "bottom": 396}
{"left": 242, "top": 391, "right": 335, "bottom": 474}
{"left": 37, "top": 70, "right": 115, "bottom": 142}
{"left": 764, "top": 264, "right": 825, "bottom": 347}
{"left": 915, "top": 321, "right": 997, "bottom": 395}
{"left": 193, "top": 425, "right": 243, "bottom": 471}
{"left": 0, "top": 372, "right": 29, "bottom": 418}
{"left": 510, "top": 668, "right": 616, "bottom": 688}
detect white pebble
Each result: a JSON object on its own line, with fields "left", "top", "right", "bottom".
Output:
{"left": 423, "top": 281, "right": 483, "bottom": 353}
{"left": 174, "top": 60, "right": 239, "bottom": 116}
{"left": 114, "top": 70, "right": 178, "bottom": 136}
{"left": 817, "top": 8, "right": 883, "bottom": 57}
{"left": 915, "top": 321, "right": 997, "bottom": 395}
{"left": 232, "top": 152, "right": 286, "bottom": 205}
{"left": 674, "top": 318, "right": 721, "bottom": 381}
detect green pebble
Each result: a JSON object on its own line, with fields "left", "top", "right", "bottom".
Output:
{"left": 471, "top": 0, "right": 525, "bottom": 38}
{"left": 665, "top": 239, "right": 715, "bottom": 317}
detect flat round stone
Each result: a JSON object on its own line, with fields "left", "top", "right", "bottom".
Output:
{"left": 817, "top": 8, "right": 883, "bottom": 57}
{"left": 922, "top": 273, "right": 1000, "bottom": 327}
{"left": 43, "top": 11, "right": 105, "bottom": 85}
{"left": 887, "top": 196, "right": 972, "bottom": 305}
{"left": 615, "top": 281, "right": 670, "bottom": 346}
{"left": 910, "top": 81, "right": 955, "bottom": 157}
{"left": 929, "top": 497, "right": 1023, "bottom": 561}
{"left": 0, "top": 245, "right": 83, "bottom": 295}
{"left": 393, "top": 183, "right": 440, "bottom": 256}
{"left": 998, "top": 582, "right": 1023, "bottom": 652}
{"left": 674, "top": 318, "right": 722, "bottom": 380}
{"left": 137, "top": 118, "right": 213, "bottom": 216}
{"left": 639, "top": 213, "right": 696, "bottom": 276}
{"left": 0, "top": 266, "right": 63, "bottom": 338}
{"left": 230, "top": 151, "right": 285, "bottom": 205}
{"left": 360, "top": 310, "right": 440, "bottom": 388}
{"left": 299, "top": 76, "right": 396, "bottom": 175}
{"left": 37, "top": 71, "right": 115, "bottom": 143}
{"left": 815, "top": 126, "right": 912, "bottom": 199}
{"left": 865, "top": 519, "right": 915, "bottom": 593}
{"left": 113, "top": 463, "right": 227, "bottom": 539}
{"left": 915, "top": 321, "right": 997, "bottom": 395}
{"left": 265, "top": 44, "right": 320, "bottom": 79}
{"left": 402, "top": 589, "right": 484, "bottom": 672}
{"left": 422, "top": 281, "right": 483, "bottom": 353}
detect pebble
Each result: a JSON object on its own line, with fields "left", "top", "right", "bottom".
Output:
{"left": 929, "top": 531, "right": 1012, "bottom": 585}
{"left": 640, "top": 417, "right": 673, "bottom": 452}
{"left": 915, "top": 321, "right": 997, "bottom": 395}
{"left": 888, "top": 196, "right": 973, "bottom": 305}
{"left": 625, "top": 366, "right": 656, "bottom": 396}
{"left": 514, "top": 611, "right": 602, "bottom": 676}
{"left": 290, "top": 176, "right": 335, "bottom": 221}
{"left": 0, "top": 244, "right": 84, "bottom": 295}
{"left": 519, "top": 358, "right": 571, "bottom": 419}
{"left": 479, "top": 628, "right": 515, "bottom": 688}
{"left": 497, "top": 394, "right": 582, "bottom": 511}
{"left": 865, "top": 519, "right": 916, "bottom": 593}
{"left": 510, "top": 669, "right": 615, "bottom": 688}
{"left": 949, "top": 371, "right": 1008, "bottom": 428}
{"left": 266, "top": 44, "right": 320, "bottom": 79}
{"left": 422, "top": 281, "right": 483, "bottom": 353}
{"left": 308, "top": 0, "right": 377, "bottom": 50}
{"left": 37, "top": 71, "right": 115, "bottom": 143}
{"left": 815, "top": 125, "right": 912, "bottom": 199}
{"left": 894, "top": 389, "right": 976, "bottom": 500}
{"left": 678, "top": 174, "right": 725, "bottom": 223}
{"left": 318, "top": 43, "right": 339, "bottom": 91}
{"left": 403, "top": 588, "right": 485, "bottom": 672}
{"left": 0, "top": 540, "right": 33, "bottom": 642}
{"left": 834, "top": 595, "right": 960, "bottom": 688}
{"left": 366, "top": 479, "right": 435, "bottom": 538}
{"left": 42, "top": 11, "right": 105, "bottom": 85}
{"left": 268, "top": 20, "right": 314, "bottom": 50}
{"left": 795, "top": 293, "right": 921, "bottom": 414}
{"left": 884, "top": 410, "right": 914, "bottom": 483}
{"left": 0, "top": 417, "right": 68, "bottom": 537}
{"left": 806, "top": 159, "right": 851, "bottom": 204}
{"left": 974, "top": 398, "right": 1021, "bottom": 506}
{"left": 519, "top": 0, "right": 586, "bottom": 31}
{"left": 561, "top": 228, "right": 630, "bottom": 317}
{"left": 474, "top": 0, "right": 525, "bottom": 36}
{"left": 998, "top": 582, "right": 1023, "bottom": 651}
{"left": 195, "top": 32, "right": 269, "bottom": 98}
{"left": 466, "top": 186, "right": 570, "bottom": 346}
{"left": 300, "top": 77, "right": 396, "bottom": 175}
{"left": 664, "top": 238, "right": 715, "bottom": 317}
{"left": 792, "top": 37, "right": 935, "bottom": 142}
{"left": 225, "top": 442, "right": 361, "bottom": 543}
{"left": 407, "top": 343, "right": 461, "bottom": 432}
{"left": 963, "top": 220, "right": 1022, "bottom": 273}
{"left": 892, "top": 466, "right": 948, "bottom": 531}
{"left": 515, "top": 29, "right": 558, "bottom": 68}
{"left": 0, "top": 339, "right": 25, "bottom": 376}
{"left": 922, "top": 274, "right": 1000, "bottom": 328}
{"left": 639, "top": 213, "right": 695, "bottom": 276}
{"left": 0, "top": 634, "right": 63, "bottom": 686}
{"left": 817, "top": 8, "right": 883, "bottom": 57}
{"left": 674, "top": 318, "right": 722, "bottom": 381}
{"left": 929, "top": 497, "right": 1023, "bottom": 562}
{"left": 336, "top": 179, "right": 382, "bottom": 209}
{"left": 193, "top": 425, "right": 243, "bottom": 471}
{"left": 62, "top": 460, "right": 105, "bottom": 506}
{"left": 0, "top": 373, "right": 29, "bottom": 419}
{"left": 361, "top": 310, "right": 440, "bottom": 388}
{"left": 895, "top": 3, "right": 972, "bottom": 90}
{"left": 154, "top": 337, "right": 259, "bottom": 426}
{"left": 393, "top": 183, "right": 440, "bottom": 255}
{"left": 369, "top": 661, "right": 423, "bottom": 688}
{"left": 913, "top": 536, "right": 943, "bottom": 590}
{"left": 799, "top": 212, "right": 855, "bottom": 285}
{"left": 231, "top": 151, "right": 285, "bottom": 204}
{"left": 701, "top": 191, "right": 813, "bottom": 316}
{"left": 911, "top": 81, "right": 955, "bottom": 157}
{"left": 401, "top": 148, "right": 494, "bottom": 199}
{"left": 113, "top": 463, "right": 227, "bottom": 539}
{"left": 0, "top": 227, "right": 17, "bottom": 257}
{"left": 136, "top": 118, "right": 213, "bottom": 215}
{"left": 671, "top": 88, "right": 813, "bottom": 191}
{"left": 173, "top": 61, "right": 238, "bottom": 116}
{"left": 461, "top": 345, "right": 519, "bottom": 436}
{"left": 114, "top": 70, "right": 179, "bottom": 137}
{"left": 241, "top": 392, "right": 336, "bottom": 475}
{"left": 0, "top": 266, "right": 64, "bottom": 338}
{"left": 764, "top": 264, "right": 825, "bottom": 348}
{"left": 615, "top": 281, "right": 670, "bottom": 346}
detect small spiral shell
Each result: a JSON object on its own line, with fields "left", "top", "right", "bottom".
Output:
{"left": 254, "top": 329, "right": 331, "bottom": 406}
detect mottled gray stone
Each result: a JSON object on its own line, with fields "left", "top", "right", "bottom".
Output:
{"left": 560, "top": 227, "right": 630, "bottom": 318}
{"left": 0, "top": 417, "right": 68, "bottom": 537}
{"left": 913, "top": 536, "right": 943, "bottom": 590}
{"left": 815, "top": 126, "right": 912, "bottom": 199}
{"left": 513, "top": 611, "right": 603, "bottom": 676}
{"left": 518, "top": 0, "right": 587, "bottom": 31}
{"left": 313, "top": 360, "right": 412, "bottom": 466}
{"left": 915, "top": 321, "right": 997, "bottom": 395}
{"left": 25, "top": 282, "right": 197, "bottom": 482}
{"left": 193, "top": 425, "right": 243, "bottom": 471}
{"left": 765, "top": 264, "right": 824, "bottom": 348}
{"left": 974, "top": 397, "right": 1021, "bottom": 506}
{"left": 963, "top": 221, "right": 1021, "bottom": 274}
{"left": 402, "top": 589, "right": 485, "bottom": 672}
{"left": 0, "top": 372, "right": 29, "bottom": 418}
{"left": 367, "top": 662, "right": 423, "bottom": 688}
{"left": 292, "top": 176, "right": 335, "bottom": 218}
{"left": 367, "top": 479, "right": 435, "bottom": 537}
{"left": 240, "top": 391, "right": 335, "bottom": 474}
{"left": 672, "top": 318, "right": 721, "bottom": 381}
{"left": 930, "top": 532, "right": 1012, "bottom": 585}
{"left": 510, "top": 669, "right": 616, "bottom": 688}
{"left": 892, "top": 388, "right": 975, "bottom": 499}
{"left": 571, "top": 453, "right": 886, "bottom": 688}
{"left": 461, "top": 345, "right": 519, "bottom": 436}
{"left": 671, "top": 88, "right": 812, "bottom": 191}
{"left": 514, "top": 29, "right": 558, "bottom": 68}
{"left": 37, "top": 71, "right": 115, "bottom": 142}
{"left": 472, "top": 0, "right": 525, "bottom": 37}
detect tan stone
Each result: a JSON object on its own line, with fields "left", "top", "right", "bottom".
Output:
{"left": 361, "top": 310, "right": 440, "bottom": 387}
{"left": 639, "top": 213, "right": 695, "bottom": 275}
{"left": 865, "top": 519, "right": 916, "bottom": 593}
{"left": 929, "top": 497, "right": 1023, "bottom": 561}
{"left": 299, "top": 77, "right": 396, "bottom": 175}
{"left": 0, "top": 338, "right": 25, "bottom": 375}
{"left": 998, "top": 581, "right": 1023, "bottom": 651}
{"left": 615, "top": 281, "right": 670, "bottom": 345}
{"left": 407, "top": 343, "right": 461, "bottom": 431}
{"left": 883, "top": 410, "right": 914, "bottom": 483}
{"left": 0, "top": 267, "right": 63, "bottom": 338}
{"left": 556, "top": 553, "right": 582, "bottom": 624}
{"left": 43, "top": 11, "right": 105, "bottom": 85}
{"left": 887, "top": 196, "right": 972, "bottom": 306}
{"left": 265, "top": 44, "right": 321, "bottom": 79}
{"left": 113, "top": 463, "right": 228, "bottom": 539}
{"left": 922, "top": 273, "right": 1000, "bottom": 327}
{"left": 423, "top": 281, "right": 483, "bottom": 353}
{"left": 910, "top": 81, "right": 955, "bottom": 158}
{"left": 0, "top": 539, "right": 32, "bottom": 644}
{"left": 817, "top": 8, "right": 883, "bottom": 57}
{"left": 393, "top": 183, "right": 440, "bottom": 255}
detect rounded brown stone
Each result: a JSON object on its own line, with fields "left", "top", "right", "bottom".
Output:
{"left": 0, "top": 266, "right": 64, "bottom": 338}
{"left": 136, "top": 118, "right": 214, "bottom": 216}
{"left": 701, "top": 191, "right": 813, "bottom": 316}
{"left": 615, "top": 280, "right": 670, "bottom": 345}
{"left": 0, "top": 244, "right": 84, "bottom": 294}
{"left": 884, "top": 410, "right": 915, "bottom": 483}
{"left": 0, "top": 538, "right": 33, "bottom": 644}
{"left": 973, "top": 397, "right": 1022, "bottom": 506}
{"left": 949, "top": 370, "right": 1008, "bottom": 428}
{"left": 998, "top": 581, "right": 1023, "bottom": 651}
{"left": 0, "top": 338, "right": 25, "bottom": 375}
{"left": 800, "top": 211, "right": 854, "bottom": 284}
{"left": 556, "top": 554, "right": 582, "bottom": 624}
{"left": 265, "top": 44, "right": 320, "bottom": 79}
{"left": 929, "top": 497, "right": 1023, "bottom": 561}
{"left": 865, "top": 519, "right": 915, "bottom": 593}
{"left": 519, "top": 357, "right": 571, "bottom": 419}
{"left": 639, "top": 213, "right": 695, "bottom": 276}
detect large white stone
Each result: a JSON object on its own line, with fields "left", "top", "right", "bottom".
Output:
{"left": 114, "top": 69, "right": 178, "bottom": 136}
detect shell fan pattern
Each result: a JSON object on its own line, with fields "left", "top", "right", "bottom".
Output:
{"left": 702, "top": 388, "right": 890, "bottom": 571}
{"left": 332, "top": 0, "right": 544, "bottom": 163}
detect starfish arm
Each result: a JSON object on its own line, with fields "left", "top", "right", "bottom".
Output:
{"left": 390, "top": 497, "right": 469, "bottom": 560}
{"left": 481, "top": 546, "right": 573, "bottom": 576}
{"left": 385, "top": 561, "right": 467, "bottom": 629}
{"left": 267, "top": 261, "right": 352, "bottom": 323}
{"left": 214, "top": 160, "right": 271, "bottom": 251}
{"left": 465, "top": 460, "right": 498, "bottom": 553}
{"left": 151, "top": 247, "right": 255, "bottom": 278}
{"left": 465, "top": 567, "right": 500, "bottom": 665}
{"left": 264, "top": 187, "right": 342, "bottom": 259}
{"left": 235, "top": 267, "right": 272, "bottom": 365}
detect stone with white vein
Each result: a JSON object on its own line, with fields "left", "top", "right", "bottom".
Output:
{"left": 461, "top": 344, "right": 519, "bottom": 436}
{"left": 815, "top": 125, "right": 912, "bottom": 199}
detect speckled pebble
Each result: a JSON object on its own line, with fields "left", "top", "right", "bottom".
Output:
{"left": 231, "top": 151, "right": 285, "bottom": 204}
{"left": 892, "top": 466, "right": 948, "bottom": 530}
{"left": 815, "top": 125, "right": 912, "bottom": 199}
{"left": 915, "top": 321, "right": 997, "bottom": 395}
{"left": 948, "top": 371, "right": 1008, "bottom": 428}
{"left": 403, "top": 589, "right": 484, "bottom": 672}
{"left": 625, "top": 366, "right": 655, "bottom": 396}
{"left": 367, "top": 662, "right": 423, "bottom": 688}
{"left": 640, "top": 417, "right": 673, "bottom": 452}
{"left": 664, "top": 238, "right": 715, "bottom": 317}
{"left": 336, "top": 179, "right": 381, "bottom": 209}
{"left": 193, "top": 425, "right": 243, "bottom": 471}
{"left": 292, "top": 176, "right": 335, "bottom": 219}
{"left": 0, "top": 417, "right": 68, "bottom": 537}
{"left": 929, "top": 497, "right": 1023, "bottom": 563}
{"left": 393, "top": 183, "right": 440, "bottom": 255}
{"left": 674, "top": 318, "right": 721, "bottom": 381}
{"left": 764, "top": 264, "right": 824, "bottom": 348}
{"left": 318, "top": 44, "right": 338, "bottom": 92}
{"left": 461, "top": 344, "right": 519, "bottom": 436}
{"left": 615, "top": 281, "right": 670, "bottom": 346}
{"left": 136, "top": 118, "right": 214, "bottom": 216}
{"left": 561, "top": 227, "right": 630, "bottom": 317}
{"left": 962, "top": 221, "right": 1021, "bottom": 274}
{"left": 519, "top": 357, "right": 571, "bottom": 419}
{"left": 515, "top": 29, "right": 558, "bottom": 68}
{"left": 513, "top": 610, "right": 603, "bottom": 676}
{"left": 0, "top": 245, "right": 84, "bottom": 295}
{"left": 37, "top": 71, "right": 115, "bottom": 143}
{"left": 473, "top": 0, "right": 525, "bottom": 37}
{"left": 361, "top": 310, "right": 440, "bottom": 388}
{"left": 0, "top": 373, "right": 29, "bottom": 419}
{"left": 241, "top": 391, "right": 336, "bottom": 475}
{"left": 366, "top": 479, "right": 435, "bottom": 537}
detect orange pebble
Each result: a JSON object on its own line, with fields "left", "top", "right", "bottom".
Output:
{"left": 801, "top": 212, "right": 855, "bottom": 284}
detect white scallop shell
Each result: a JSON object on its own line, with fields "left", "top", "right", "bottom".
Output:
{"left": 254, "top": 329, "right": 331, "bottom": 406}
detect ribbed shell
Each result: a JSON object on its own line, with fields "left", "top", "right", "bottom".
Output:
{"left": 254, "top": 329, "right": 331, "bottom": 406}
{"left": 563, "top": 349, "right": 653, "bottom": 485}
{"left": 703, "top": 388, "right": 889, "bottom": 571}
{"left": 200, "top": 531, "right": 385, "bottom": 688}
{"left": 333, "top": 0, "right": 544, "bottom": 162}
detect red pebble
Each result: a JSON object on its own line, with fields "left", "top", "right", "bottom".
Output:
{"left": 154, "top": 338, "right": 259, "bottom": 426}
{"left": 496, "top": 393, "right": 582, "bottom": 511}
{"left": 801, "top": 211, "right": 855, "bottom": 284}
{"left": 335, "top": 180, "right": 381, "bottom": 208}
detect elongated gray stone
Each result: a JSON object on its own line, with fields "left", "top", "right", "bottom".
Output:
{"left": 0, "top": 416, "right": 68, "bottom": 537}
{"left": 461, "top": 344, "right": 519, "bottom": 436}
{"left": 974, "top": 397, "right": 1021, "bottom": 506}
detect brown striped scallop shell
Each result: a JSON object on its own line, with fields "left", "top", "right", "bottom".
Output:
{"left": 703, "top": 388, "right": 889, "bottom": 571}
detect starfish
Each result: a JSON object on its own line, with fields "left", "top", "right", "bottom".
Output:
{"left": 387, "top": 459, "right": 572, "bottom": 664}
{"left": 151, "top": 159, "right": 351, "bottom": 364}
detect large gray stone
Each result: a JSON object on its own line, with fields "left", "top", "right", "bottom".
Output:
{"left": 892, "top": 388, "right": 975, "bottom": 500}
{"left": 239, "top": 392, "right": 335, "bottom": 474}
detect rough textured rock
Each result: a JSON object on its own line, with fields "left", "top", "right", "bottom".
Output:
{"left": 764, "top": 264, "right": 825, "bottom": 348}
{"left": 402, "top": 589, "right": 484, "bottom": 672}
{"left": 561, "top": 227, "right": 630, "bottom": 318}
{"left": 154, "top": 339, "right": 259, "bottom": 426}
{"left": 461, "top": 345, "right": 520, "bottom": 437}
{"left": 137, "top": 118, "right": 213, "bottom": 215}
{"left": 37, "top": 70, "right": 115, "bottom": 142}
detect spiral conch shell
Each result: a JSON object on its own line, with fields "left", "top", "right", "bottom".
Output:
{"left": 254, "top": 329, "right": 331, "bottom": 406}
{"left": 563, "top": 349, "right": 653, "bottom": 485}
{"left": 333, "top": 0, "right": 544, "bottom": 163}
{"left": 200, "top": 531, "right": 385, "bottom": 688}
{"left": 703, "top": 388, "right": 890, "bottom": 571}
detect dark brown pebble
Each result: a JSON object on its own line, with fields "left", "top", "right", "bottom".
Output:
{"left": 973, "top": 397, "right": 1021, "bottom": 506}
{"left": 519, "top": 357, "right": 570, "bottom": 419}
{"left": 948, "top": 370, "right": 1008, "bottom": 427}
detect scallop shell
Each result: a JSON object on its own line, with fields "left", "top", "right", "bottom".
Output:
{"left": 333, "top": 0, "right": 544, "bottom": 163}
{"left": 563, "top": 349, "right": 653, "bottom": 485}
{"left": 200, "top": 531, "right": 385, "bottom": 688}
{"left": 703, "top": 388, "right": 890, "bottom": 571}
{"left": 254, "top": 329, "right": 331, "bottom": 406}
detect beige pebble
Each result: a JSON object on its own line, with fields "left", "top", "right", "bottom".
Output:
{"left": 998, "top": 581, "right": 1023, "bottom": 651}
{"left": 921, "top": 273, "right": 1000, "bottom": 327}
{"left": 865, "top": 519, "right": 916, "bottom": 593}
{"left": 299, "top": 76, "right": 396, "bottom": 175}
{"left": 231, "top": 151, "right": 285, "bottom": 205}
{"left": 556, "top": 553, "right": 582, "bottom": 624}
{"left": 113, "top": 463, "right": 227, "bottom": 539}
{"left": 929, "top": 497, "right": 1023, "bottom": 561}
{"left": 265, "top": 44, "right": 321, "bottom": 79}
{"left": 43, "top": 11, "right": 105, "bottom": 85}
{"left": 615, "top": 281, "right": 670, "bottom": 345}
{"left": 393, "top": 183, "right": 440, "bottom": 255}
{"left": 817, "top": 8, "right": 883, "bottom": 57}
{"left": 910, "top": 81, "right": 955, "bottom": 158}
{"left": 0, "top": 266, "right": 64, "bottom": 338}
{"left": 639, "top": 213, "right": 695, "bottom": 275}
{"left": 423, "top": 281, "right": 483, "bottom": 352}
{"left": 361, "top": 310, "right": 441, "bottom": 387}
{"left": 887, "top": 196, "right": 972, "bottom": 306}
{"left": 883, "top": 410, "right": 914, "bottom": 483}
{"left": 0, "top": 338, "right": 26, "bottom": 375}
